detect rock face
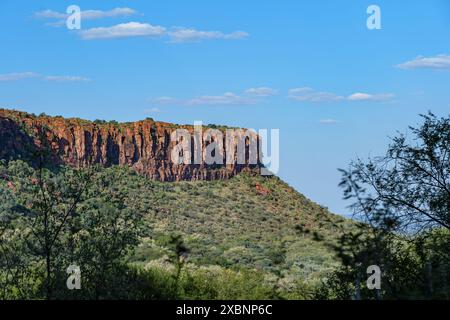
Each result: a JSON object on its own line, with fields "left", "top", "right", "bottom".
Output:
{"left": 0, "top": 109, "right": 262, "bottom": 181}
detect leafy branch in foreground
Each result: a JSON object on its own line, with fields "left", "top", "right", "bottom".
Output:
{"left": 318, "top": 112, "right": 450, "bottom": 300}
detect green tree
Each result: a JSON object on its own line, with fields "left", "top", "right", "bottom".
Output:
{"left": 319, "top": 113, "right": 450, "bottom": 299}
{"left": 66, "top": 169, "right": 144, "bottom": 299}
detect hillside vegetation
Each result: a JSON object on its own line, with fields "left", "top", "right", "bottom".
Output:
{"left": 0, "top": 160, "right": 350, "bottom": 299}
{"left": 122, "top": 166, "right": 350, "bottom": 279}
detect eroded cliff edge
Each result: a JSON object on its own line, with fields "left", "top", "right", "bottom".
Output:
{"left": 0, "top": 109, "right": 262, "bottom": 181}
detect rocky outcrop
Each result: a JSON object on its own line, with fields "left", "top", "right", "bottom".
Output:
{"left": 0, "top": 109, "right": 262, "bottom": 181}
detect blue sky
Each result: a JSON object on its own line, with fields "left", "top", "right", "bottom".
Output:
{"left": 0, "top": 0, "right": 449, "bottom": 216}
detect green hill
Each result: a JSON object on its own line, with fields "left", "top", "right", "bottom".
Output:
{"left": 122, "top": 166, "right": 349, "bottom": 278}
{"left": 0, "top": 160, "right": 353, "bottom": 299}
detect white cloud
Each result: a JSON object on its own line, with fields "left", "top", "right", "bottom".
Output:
{"left": 288, "top": 87, "right": 394, "bottom": 103}
{"left": 0, "top": 72, "right": 91, "bottom": 83}
{"left": 347, "top": 92, "right": 395, "bottom": 101}
{"left": 150, "top": 92, "right": 256, "bottom": 106}
{"left": 168, "top": 28, "right": 248, "bottom": 43}
{"left": 80, "top": 22, "right": 166, "bottom": 40}
{"left": 44, "top": 75, "right": 91, "bottom": 82}
{"left": 0, "top": 72, "right": 39, "bottom": 81}
{"left": 148, "top": 97, "right": 178, "bottom": 105}
{"left": 80, "top": 23, "right": 248, "bottom": 42}
{"left": 244, "top": 87, "right": 278, "bottom": 97}
{"left": 35, "top": 7, "right": 138, "bottom": 20}
{"left": 149, "top": 87, "right": 275, "bottom": 106}
{"left": 288, "top": 87, "right": 343, "bottom": 102}
{"left": 187, "top": 92, "right": 255, "bottom": 106}
{"left": 150, "top": 87, "right": 394, "bottom": 107}
{"left": 319, "top": 119, "right": 340, "bottom": 124}
{"left": 145, "top": 107, "right": 161, "bottom": 113}
{"left": 397, "top": 54, "right": 450, "bottom": 70}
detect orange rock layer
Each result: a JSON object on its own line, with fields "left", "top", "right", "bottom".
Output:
{"left": 0, "top": 109, "right": 262, "bottom": 181}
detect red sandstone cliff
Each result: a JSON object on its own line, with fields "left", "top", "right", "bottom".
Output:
{"left": 0, "top": 109, "right": 262, "bottom": 181}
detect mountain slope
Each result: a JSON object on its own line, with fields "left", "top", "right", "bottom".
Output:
{"left": 98, "top": 166, "right": 351, "bottom": 283}
{"left": 0, "top": 108, "right": 353, "bottom": 296}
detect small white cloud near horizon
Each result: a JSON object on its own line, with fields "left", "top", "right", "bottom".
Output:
{"left": 149, "top": 92, "right": 257, "bottom": 106}
{"left": 397, "top": 54, "right": 450, "bottom": 70}
{"left": 80, "top": 22, "right": 166, "bottom": 40}
{"left": 244, "top": 87, "right": 278, "bottom": 97}
{"left": 0, "top": 72, "right": 40, "bottom": 81}
{"left": 288, "top": 87, "right": 343, "bottom": 102}
{"left": 147, "top": 97, "right": 178, "bottom": 105}
{"left": 347, "top": 92, "right": 395, "bottom": 102}
{"left": 288, "top": 87, "right": 394, "bottom": 103}
{"left": 149, "top": 86, "right": 279, "bottom": 106}
{"left": 44, "top": 75, "right": 91, "bottom": 82}
{"left": 188, "top": 92, "right": 255, "bottom": 106}
{"left": 319, "top": 119, "right": 340, "bottom": 124}
{"left": 144, "top": 107, "right": 161, "bottom": 113}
